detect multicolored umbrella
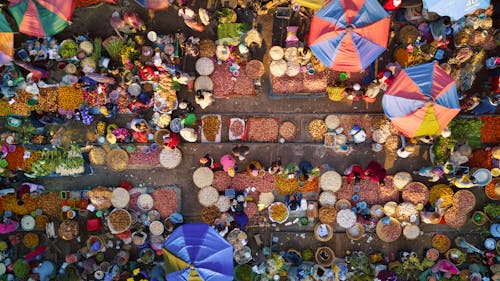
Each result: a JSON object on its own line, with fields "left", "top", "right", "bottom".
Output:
{"left": 0, "top": 13, "right": 13, "bottom": 65}
{"left": 163, "top": 223, "right": 233, "bottom": 281}
{"left": 423, "top": 0, "right": 490, "bottom": 20}
{"left": 382, "top": 62, "right": 460, "bottom": 138}
{"left": 8, "top": 0, "right": 75, "bottom": 38}
{"left": 308, "top": 0, "right": 390, "bottom": 72}
{"left": 135, "top": 0, "right": 170, "bottom": 10}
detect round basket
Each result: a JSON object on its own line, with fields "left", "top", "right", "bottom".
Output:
{"left": 383, "top": 201, "right": 398, "bottom": 217}
{"left": 485, "top": 179, "right": 500, "bottom": 200}
{"left": 149, "top": 221, "right": 164, "bottom": 236}
{"left": 198, "top": 186, "right": 219, "bottom": 207}
{"left": 88, "top": 186, "right": 113, "bottom": 210}
{"left": 432, "top": 234, "right": 451, "bottom": 254}
{"left": 268, "top": 202, "right": 289, "bottom": 224}
{"left": 335, "top": 199, "right": 352, "bottom": 211}
{"left": 106, "top": 149, "right": 129, "bottom": 172}
{"left": 201, "top": 206, "right": 221, "bottom": 225}
{"left": 245, "top": 60, "right": 264, "bottom": 79}
{"left": 370, "top": 205, "right": 384, "bottom": 219}
{"left": 346, "top": 222, "right": 365, "bottom": 240}
{"left": 286, "top": 62, "right": 300, "bottom": 77}
{"left": 199, "top": 39, "right": 216, "bottom": 58}
{"left": 452, "top": 190, "right": 476, "bottom": 213}
{"left": 445, "top": 248, "right": 465, "bottom": 266}
{"left": 403, "top": 224, "right": 420, "bottom": 240}
{"left": 269, "top": 46, "right": 284, "bottom": 61}
{"left": 194, "top": 76, "right": 214, "bottom": 91}
{"left": 87, "top": 235, "right": 105, "bottom": 253}
{"left": 325, "top": 115, "right": 340, "bottom": 130}
{"left": 215, "top": 196, "right": 231, "bottom": 212}
{"left": 315, "top": 247, "right": 335, "bottom": 267}
{"left": 376, "top": 218, "right": 402, "bottom": 243}
{"left": 314, "top": 223, "right": 333, "bottom": 242}
{"left": 111, "top": 187, "right": 130, "bottom": 208}
{"left": 21, "top": 215, "right": 36, "bottom": 231}
{"left": 320, "top": 171, "right": 342, "bottom": 192}
{"left": 319, "top": 206, "right": 337, "bottom": 224}
{"left": 154, "top": 129, "right": 171, "bottom": 147}
{"left": 108, "top": 208, "right": 132, "bottom": 234}
{"left": 138, "top": 194, "right": 154, "bottom": 211}
{"left": 393, "top": 172, "right": 412, "bottom": 191}
{"left": 402, "top": 182, "right": 429, "bottom": 205}
{"left": 270, "top": 59, "right": 287, "bottom": 77}
{"left": 193, "top": 167, "right": 214, "bottom": 188}
{"left": 471, "top": 211, "right": 489, "bottom": 226}
{"left": 444, "top": 207, "right": 467, "bottom": 229}
{"left": 23, "top": 233, "right": 39, "bottom": 249}
{"left": 284, "top": 47, "right": 298, "bottom": 62}
{"left": 89, "top": 147, "right": 107, "bottom": 165}
{"left": 319, "top": 191, "right": 337, "bottom": 207}
{"left": 58, "top": 220, "right": 79, "bottom": 240}
{"left": 216, "top": 45, "right": 231, "bottom": 61}
{"left": 279, "top": 121, "right": 298, "bottom": 141}
{"left": 159, "top": 148, "right": 182, "bottom": 169}
{"left": 196, "top": 57, "right": 215, "bottom": 76}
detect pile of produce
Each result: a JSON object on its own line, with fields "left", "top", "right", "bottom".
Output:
{"left": 202, "top": 116, "right": 221, "bottom": 142}
{"left": 429, "top": 184, "right": 454, "bottom": 208}
{"left": 247, "top": 117, "right": 279, "bottom": 142}
{"left": 269, "top": 202, "right": 288, "bottom": 223}
{"left": 308, "top": 119, "right": 328, "bottom": 141}
{"left": 55, "top": 145, "right": 85, "bottom": 176}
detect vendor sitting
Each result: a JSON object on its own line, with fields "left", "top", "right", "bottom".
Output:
{"left": 349, "top": 125, "right": 367, "bottom": 144}
{"left": 230, "top": 193, "right": 247, "bottom": 212}
{"left": 268, "top": 159, "right": 283, "bottom": 175}
{"left": 247, "top": 161, "right": 264, "bottom": 178}
{"left": 346, "top": 164, "right": 364, "bottom": 184}
{"left": 199, "top": 154, "right": 218, "bottom": 170}
{"left": 130, "top": 118, "right": 149, "bottom": 143}
{"left": 298, "top": 160, "right": 314, "bottom": 181}
{"left": 162, "top": 132, "right": 179, "bottom": 151}
{"left": 195, "top": 90, "right": 215, "bottom": 110}
{"left": 220, "top": 154, "right": 236, "bottom": 177}
{"left": 286, "top": 191, "right": 303, "bottom": 212}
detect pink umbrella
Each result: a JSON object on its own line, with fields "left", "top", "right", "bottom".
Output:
{"left": 135, "top": 0, "right": 170, "bottom": 10}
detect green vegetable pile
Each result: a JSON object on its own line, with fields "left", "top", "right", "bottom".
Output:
{"left": 448, "top": 117, "right": 483, "bottom": 142}
{"left": 60, "top": 39, "right": 78, "bottom": 59}
{"left": 13, "top": 259, "right": 30, "bottom": 279}
{"left": 234, "top": 264, "right": 254, "bottom": 281}
{"left": 484, "top": 203, "right": 500, "bottom": 219}
{"left": 27, "top": 145, "right": 84, "bottom": 177}
{"left": 431, "top": 137, "right": 456, "bottom": 165}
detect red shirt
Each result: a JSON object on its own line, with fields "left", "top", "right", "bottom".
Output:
{"left": 164, "top": 132, "right": 179, "bottom": 149}
{"left": 365, "top": 161, "right": 387, "bottom": 183}
{"left": 347, "top": 164, "right": 365, "bottom": 184}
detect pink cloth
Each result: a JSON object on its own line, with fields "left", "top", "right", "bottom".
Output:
{"left": 0, "top": 221, "right": 19, "bottom": 234}
{"left": 220, "top": 154, "right": 235, "bottom": 172}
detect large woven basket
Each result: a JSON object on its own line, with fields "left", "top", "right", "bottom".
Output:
{"left": 199, "top": 39, "right": 216, "bottom": 58}
{"left": 154, "top": 129, "right": 171, "bottom": 147}
{"left": 315, "top": 247, "right": 335, "bottom": 267}
{"left": 106, "top": 148, "right": 129, "bottom": 171}
{"left": 319, "top": 206, "right": 337, "bottom": 224}
{"left": 346, "top": 222, "right": 365, "bottom": 240}
{"left": 314, "top": 223, "right": 333, "bottom": 242}
{"left": 89, "top": 147, "right": 107, "bottom": 165}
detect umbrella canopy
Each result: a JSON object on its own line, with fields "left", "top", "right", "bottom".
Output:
{"left": 423, "top": 0, "right": 490, "bottom": 20}
{"left": 163, "top": 223, "right": 233, "bottom": 281}
{"left": 0, "top": 13, "right": 14, "bottom": 65}
{"left": 135, "top": 0, "right": 170, "bottom": 10}
{"left": 8, "top": 0, "right": 75, "bottom": 38}
{"left": 308, "top": 0, "right": 390, "bottom": 72}
{"left": 382, "top": 62, "right": 460, "bottom": 138}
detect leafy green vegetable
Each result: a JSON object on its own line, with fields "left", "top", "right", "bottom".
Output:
{"left": 431, "top": 137, "right": 456, "bottom": 165}
{"left": 235, "top": 264, "right": 253, "bottom": 281}
{"left": 484, "top": 203, "right": 500, "bottom": 219}
{"left": 60, "top": 39, "right": 78, "bottom": 59}
{"left": 449, "top": 117, "right": 483, "bottom": 142}
{"left": 91, "top": 37, "right": 102, "bottom": 64}
{"left": 13, "top": 259, "right": 30, "bottom": 279}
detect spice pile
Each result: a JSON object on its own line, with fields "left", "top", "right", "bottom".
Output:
{"left": 269, "top": 202, "right": 288, "bottom": 223}
{"left": 57, "top": 86, "right": 83, "bottom": 110}
{"left": 202, "top": 115, "right": 221, "bottom": 142}
{"left": 152, "top": 188, "right": 179, "bottom": 218}
{"left": 308, "top": 119, "right": 327, "bottom": 141}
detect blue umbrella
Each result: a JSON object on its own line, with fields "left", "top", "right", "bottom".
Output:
{"left": 163, "top": 223, "right": 234, "bottom": 281}
{"left": 423, "top": 0, "right": 490, "bottom": 20}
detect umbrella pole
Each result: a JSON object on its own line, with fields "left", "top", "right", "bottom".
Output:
{"left": 374, "top": 58, "right": 379, "bottom": 80}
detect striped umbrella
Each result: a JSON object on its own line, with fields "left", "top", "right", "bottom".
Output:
{"left": 8, "top": 0, "right": 75, "bottom": 38}
{"left": 308, "top": 0, "right": 390, "bottom": 72}
{"left": 0, "top": 13, "right": 13, "bottom": 65}
{"left": 382, "top": 62, "right": 460, "bottom": 137}
{"left": 135, "top": 0, "right": 170, "bottom": 10}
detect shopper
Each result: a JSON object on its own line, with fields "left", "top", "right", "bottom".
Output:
{"left": 365, "top": 161, "right": 387, "bottom": 186}
{"left": 346, "top": 164, "right": 364, "bottom": 184}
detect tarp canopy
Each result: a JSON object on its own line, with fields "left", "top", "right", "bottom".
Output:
{"left": 163, "top": 223, "right": 233, "bottom": 281}
{"left": 382, "top": 62, "right": 460, "bottom": 137}
{"left": 0, "top": 13, "right": 12, "bottom": 32}
{"left": 294, "top": 0, "right": 325, "bottom": 10}
{"left": 308, "top": 0, "right": 390, "bottom": 72}
{"left": 423, "top": 0, "right": 490, "bottom": 20}
{"left": 0, "top": 14, "right": 13, "bottom": 65}
{"left": 8, "top": 0, "right": 75, "bottom": 38}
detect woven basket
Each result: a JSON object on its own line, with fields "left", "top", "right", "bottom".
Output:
{"left": 279, "top": 121, "right": 298, "bottom": 141}
{"left": 319, "top": 206, "right": 337, "bottom": 224}
{"left": 399, "top": 25, "right": 419, "bottom": 44}
{"left": 432, "top": 234, "right": 451, "bottom": 253}
{"left": 327, "top": 85, "right": 346, "bottom": 101}
{"left": 58, "top": 221, "right": 79, "bottom": 240}
{"left": 346, "top": 222, "right": 365, "bottom": 240}
{"left": 154, "top": 129, "right": 171, "bottom": 147}
{"left": 88, "top": 186, "right": 113, "bottom": 210}
{"left": 106, "top": 149, "right": 129, "bottom": 171}
{"left": 314, "top": 223, "right": 333, "bottom": 242}
{"left": 445, "top": 248, "right": 465, "bottom": 266}
{"left": 335, "top": 199, "right": 352, "bottom": 211}
{"left": 315, "top": 247, "right": 335, "bottom": 267}
{"left": 89, "top": 147, "right": 107, "bottom": 165}
{"left": 471, "top": 211, "right": 489, "bottom": 226}
{"left": 201, "top": 206, "right": 221, "bottom": 225}
{"left": 194, "top": 76, "right": 213, "bottom": 91}
{"left": 87, "top": 235, "right": 105, "bottom": 254}
{"left": 199, "top": 39, "right": 216, "bottom": 58}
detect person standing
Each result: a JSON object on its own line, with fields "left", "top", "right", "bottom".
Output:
{"left": 232, "top": 144, "right": 250, "bottom": 161}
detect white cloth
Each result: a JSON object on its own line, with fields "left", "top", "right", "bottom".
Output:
{"left": 178, "top": 7, "right": 196, "bottom": 21}
{"left": 195, "top": 92, "right": 215, "bottom": 109}
{"left": 180, "top": 128, "right": 197, "bottom": 142}
{"left": 397, "top": 147, "right": 412, "bottom": 158}
{"left": 173, "top": 73, "right": 194, "bottom": 85}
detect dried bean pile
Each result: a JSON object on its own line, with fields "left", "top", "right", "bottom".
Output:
{"left": 247, "top": 118, "right": 279, "bottom": 142}
{"left": 153, "top": 188, "right": 179, "bottom": 218}
{"left": 213, "top": 170, "right": 232, "bottom": 191}
{"left": 231, "top": 172, "right": 252, "bottom": 192}
{"left": 230, "top": 120, "right": 245, "bottom": 138}
{"left": 402, "top": 182, "right": 429, "bottom": 205}
{"left": 202, "top": 116, "right": 221, "bottom": 142}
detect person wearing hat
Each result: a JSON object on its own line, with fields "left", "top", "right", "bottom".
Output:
{"left": 195, "top": 90, "right": 215, "bottom": 109}
{"left": 130, "top": 118, "right": 150, "bottom": 143}
{"left": 349, "top": 125, "right": 367, "bottom": 144}
{"left": 199, "top": 154, "right": 218, "bottom": 170}
{"left": 397, "top": 144, "right": 416, "bottom": 159}
{"left": 232, "top": 144, "right": 249, "bottom": 161}
{"left": 472, "top": 94, "right": 499, "bottom": 115}
{"left": 179, "top": 127, "right": 197, "bottom": 143}
{"left": 220, "top": 154, "right": 236, "bottom": 177}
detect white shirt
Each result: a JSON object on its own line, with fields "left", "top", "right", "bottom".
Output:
{"left": 397, "top": 147, "right": 412, "bottom": 158}
{"left": 178, "top": 8, "right": 195, "bottom": 21}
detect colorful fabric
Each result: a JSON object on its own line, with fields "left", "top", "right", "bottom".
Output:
{"left": 8, "top": 0, "right": 75, "bottom": 38}
{"left": 382, "top": 62, "right": 460, "bottom": 137}
{"left": 308, "top": 0, "right": 390, "bottom": 72}
{"left": 163, "top": 223, "right": 234, "bottom": 281}
{"left": 0, "top": 13, "right": 12, "bottom": 32}
{"left": 423, "top": 0, "right": 490, "bottom": 20}
{"left": 0, "top": 33, "right": 13, "bottom": 65}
